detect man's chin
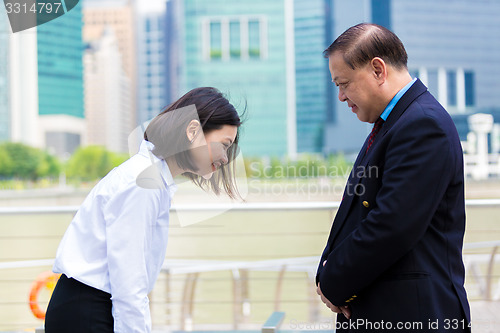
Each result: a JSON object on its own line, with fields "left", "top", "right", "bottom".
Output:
{"left": 356, "top": 113, "right": 368, "bottom": 123}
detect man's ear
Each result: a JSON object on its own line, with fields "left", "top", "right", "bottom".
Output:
{"left": 186, "top": 119, "right": 201, "bottom": 143}
{"left": 371, "top": 57, "right": 387, "bottom": 83}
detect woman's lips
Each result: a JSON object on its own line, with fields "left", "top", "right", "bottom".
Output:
{"left": 212, "top": 161, "right": 221, "bottom": 172}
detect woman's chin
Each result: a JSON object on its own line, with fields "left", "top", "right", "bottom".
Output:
{"left": 201, "top": 172, "right": 214, "bottom": 180}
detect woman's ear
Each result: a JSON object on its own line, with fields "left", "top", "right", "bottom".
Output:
{"left": 186, "top": 119, "right": 201, "bottom": 143}
{"left": 371, "top": 57, "right": 387, "bottom": 83}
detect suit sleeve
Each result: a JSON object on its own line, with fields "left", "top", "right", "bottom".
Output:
{"left": 319, "top": 113, "right": 454, "bottom": 305}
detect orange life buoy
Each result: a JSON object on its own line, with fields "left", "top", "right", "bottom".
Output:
{"left": 29, "top": 271, "right": 60, "bottom": 319}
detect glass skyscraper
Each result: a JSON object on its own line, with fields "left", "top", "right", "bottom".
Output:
{"left": 37, "top": 3, "right": 84, "bottom": 118}
{"left": 170, "top": 0, "right": 292, "bottom": 157}
{"left": 136, "top": 6, "right": 169, "bottom": 124}
{"left": 0, "top": 6, "right": 10, "bottom": 141}
{"left": 167, "top": 0, "right": 500, "bottom": 156}
{"left": 37, "top": 1, "right": 84, "bottom": 154}
{"left": 294, "top": 0, "right": 335, "bottom": 153}
{"left": 168, "top": 0, "right": 366, "bottom": 156}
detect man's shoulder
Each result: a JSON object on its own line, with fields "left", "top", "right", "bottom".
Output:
{"left": 399, "top": 92, "right": 455, "bottom": 130}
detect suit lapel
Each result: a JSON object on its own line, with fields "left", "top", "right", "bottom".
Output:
{"left": 325, "top": 79, "right": 429, "bottom": 250}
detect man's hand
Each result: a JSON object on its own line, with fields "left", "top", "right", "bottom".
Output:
{"left": 317, "top": 260, "right": 352, "bottom": 319}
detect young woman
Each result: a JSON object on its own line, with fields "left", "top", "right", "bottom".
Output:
{"left": 45, "top": 87, "right": 243, "bottom": 332}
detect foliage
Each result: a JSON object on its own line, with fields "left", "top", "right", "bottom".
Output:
{"left": 37, "top": 151, "right": 62, "bottom": 178}
{"left": 65, "top": 145, "right": 128, "bottom": 181}
{"left": 0, "top": 145, "right": 13, "bottom": 176}
{"left": 0, "top": 142, "right": 61, "bottom": 180}
{"left": 0, "top": 140, "right": 352, "bottom": 184}
{"left": 244, "top": 153, "right": 353, "bottom": 180}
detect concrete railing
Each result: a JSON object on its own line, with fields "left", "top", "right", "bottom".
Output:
{"left": 2, "top": 199, "right": 500, "bottom": 215}
{"left": 463, "top": 241, "right": 500, "bottom": 301}
{"left": 32, "top": 311, "right": 287, "bottom": 333}
{"left": 1, "top": 200, "right": 500, "bottom": 331}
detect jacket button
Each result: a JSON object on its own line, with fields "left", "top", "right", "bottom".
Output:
{"left": 363, "top": 201, "right": 369, "bottom": 208}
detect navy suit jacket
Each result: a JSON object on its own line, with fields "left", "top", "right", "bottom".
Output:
{"left": 317, "top": 79, "right": 471, "bottom": 332}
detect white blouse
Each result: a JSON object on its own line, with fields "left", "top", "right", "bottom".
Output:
{"left": 53, "top": 140, "right": 177, "bottom": 332}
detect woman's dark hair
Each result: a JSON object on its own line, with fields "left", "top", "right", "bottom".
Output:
{"left": 323, "top": 23, "right": 408, "bottom": 70}
{"left": 144, "top": 87, "right": 244, "bottom": 199}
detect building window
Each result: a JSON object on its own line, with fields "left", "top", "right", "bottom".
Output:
{"left": 464, "top": 71, "right": 475, "bottom": 107}
{"left": 248, "top": 20, "right": 260, "bottom": 58}
{"left": 210, "top": 21, "right": 222, "bottom": 59}
{"left": 229, "top": 21, "right": 241, "bottom": 58}
{"left": 447, "top": 70, "right": 457, "bottom": 107}
{"left": 427, "top": 69, "right": 439, "bottom": 98}
{"left": 204, "top": 16, "right": 267, "bottom": 61}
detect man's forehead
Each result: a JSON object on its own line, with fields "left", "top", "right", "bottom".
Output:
{"left": 329, "top": 54, "right": 349, "bottom": 80}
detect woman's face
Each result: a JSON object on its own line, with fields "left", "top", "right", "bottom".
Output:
{"left": 190, "top": 124, "right": 238, "bottom": 179}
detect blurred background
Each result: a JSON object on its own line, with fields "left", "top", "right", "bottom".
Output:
{"left": 0, "top": 0, "right": 500, "bottom": 332}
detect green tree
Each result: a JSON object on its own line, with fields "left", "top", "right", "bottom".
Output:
{"left": 66, "top": 146, "right": 128, "bottom": 181}
{"left": 0, "top": 145, "right": 13, "bottom": 177}
{"left": 36, "top": 151, "right": 62, "bottom": 178}
{"left": 1, "top": 142, "right": 41, "bottom": 179}
{"left": 0, "top": 142, "right": 61, "bottom": 180}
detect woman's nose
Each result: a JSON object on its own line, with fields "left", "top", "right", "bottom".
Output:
{"left": 221, "top": 152, "right": 229, "bottom": 165}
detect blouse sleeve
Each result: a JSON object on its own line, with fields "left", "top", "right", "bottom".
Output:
{"left": 103, "top": 183, "right": 161, "bottom": 332}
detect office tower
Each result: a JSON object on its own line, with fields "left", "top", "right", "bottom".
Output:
{"left": 36, "top": 1, "right": 85, "bottom": 156}
{"left": 0, "top": 2, "right": 85, "bottom": 156}
{"left": 167, "top": 0, "right": 371, "bottom": 156}
{"left": 83, "top": 0, "right": 137, "bottom": 138}
{"left": 168, "top": 0, "right": 295, "bottom": 157}
{"left": 0, "top": 8, "right": 10, "bottom": 141}
{"left": 135, "top": 0, "right": 169, "bottom": 124}
{"left": 166, "top": 0, "right": 500, "bottom": 156}
{"left": 294, "top": 0, "right": 336, "bottom": 153}
{"left": 388, "top": 0, "right": 500, "bottom": 114}
{"left": 84, "top": 27, "right": 131, "bottom": 153}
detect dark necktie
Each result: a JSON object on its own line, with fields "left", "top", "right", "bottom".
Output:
{"left": 366, "top": 117, "right": 384, "bottom": 153}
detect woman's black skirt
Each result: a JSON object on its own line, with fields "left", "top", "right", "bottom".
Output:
{"left": 45, "top": 274, "right": 113, "bottom": 332}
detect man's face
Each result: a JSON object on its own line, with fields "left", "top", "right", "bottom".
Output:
{"left": 329, "top": 52, "right": 384, "bottom": 123}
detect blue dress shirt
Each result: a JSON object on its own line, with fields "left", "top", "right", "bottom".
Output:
{"left": 380, "top": 78, "right": 417, "bottom": 121}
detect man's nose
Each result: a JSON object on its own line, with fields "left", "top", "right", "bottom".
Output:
{"left": 338, "top": 89, "right": 347, "bottom": 102}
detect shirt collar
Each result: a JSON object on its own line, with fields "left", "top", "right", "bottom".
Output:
{"left": 138, "top": 140, "right": 177, "bottom": 195}
{"left": 380, "top": 78, "right": 417, "bottom": 121}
